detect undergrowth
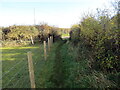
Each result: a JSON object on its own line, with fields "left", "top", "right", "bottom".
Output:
{"left": 60, "top": 41, "right": 118, "bottom": 88}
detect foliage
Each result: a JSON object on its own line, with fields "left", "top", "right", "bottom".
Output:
{"left": 36, "top": 23, "right": 62, "bottom": 42}
{"left": 54, "top": 41, "right": 117, "bottom": 88}
{"left": 2, "top": 24, "right": 67, "bottom": 46}
{"left": 70, "top": 9, "right": 120, "bottom": 72}
{"left": 2, "top": 25, "right": 39, "bottom": 41}
{"left": 69, "top": 24, "right": 81, "bottom": 44}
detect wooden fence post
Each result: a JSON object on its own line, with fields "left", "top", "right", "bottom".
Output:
{"left": 51, "top": 36, "right": 53, "bottom": 44}
{"left": 48, "top": 38, "right": 50, "bottom": 51}
{"left": 44, "top": 41, "right": 47, "bottom": 60}
{"left": 27, "top": 51, "right": 36, "bottom": 88}
{"left": 50, "top": 36, "right": 52, "bottom": 47}
{"left": 30, "top": 36, "right": 34, "bottom": 45}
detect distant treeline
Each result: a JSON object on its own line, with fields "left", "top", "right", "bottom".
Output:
{"left": 0, "top": 23, "right": 70, "bottom": 46}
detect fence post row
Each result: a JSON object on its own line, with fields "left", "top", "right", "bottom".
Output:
{"left": 27, "top": 51, "right": 36, "bottom": 88}
{"left": 27, "top": 37, "right": 54, "bottom": 88}
{"left": 44, "top": 41, "right": 47, "bottom": 60}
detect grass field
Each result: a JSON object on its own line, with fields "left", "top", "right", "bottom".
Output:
{"left": 1, "top": 40, "right": 119, "bottom": 88}
{"left": 61, "top": 33, "right": 70, "bottom": 39}
{"left": 1, "top": 42, "right": 62, "bottom": 88}
{"left": 1, "top": 43, "right": 45, "bottom": 88}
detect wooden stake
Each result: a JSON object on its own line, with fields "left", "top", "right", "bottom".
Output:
{"left": 51, "top": 36, "right": 53, "bottom": 44}
{"left": 31, "top": 36, "right": 34, "bottom": 45}
{"left": 27, "top": 51, "right": 36, "bottom": 88}
{"left": 48, "top": 38, "right": 50, "bottom": 51}
{"left": 50, "top": 36, "right": 52, "bottom": 47}
{"left": 44, "top": 41, "right": 47, "bottom": 60}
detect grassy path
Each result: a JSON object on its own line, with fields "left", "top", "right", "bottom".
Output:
{"left": 47, "top": 40, "right": 117, "bottom": 88}
{"left": 49, "top": 41, "right": 65, "bottom": 88}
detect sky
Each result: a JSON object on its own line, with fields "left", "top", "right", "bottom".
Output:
{"left": 0, "top": 0, "right": 112, "bottom": 28}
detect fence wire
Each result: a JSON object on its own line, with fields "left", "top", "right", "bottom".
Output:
{"left": 2, "top": 50, "right": 41, "bottom": 88}
{"left": 13, "top": 75, "right": 28, "bottom": 88}
{"left": 1, "top": 60, "right": 24, "bottom": 80}
{"left": 3, "top": 61, "right": 28, "bottom": 88}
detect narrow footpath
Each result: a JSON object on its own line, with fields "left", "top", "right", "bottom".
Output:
{"left": 49, "top": 41, "right": 66, "bottom": 88}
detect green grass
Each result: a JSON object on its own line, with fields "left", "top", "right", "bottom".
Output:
{"left": 37, "top": 42, "right": 59, "bottom": 88}
{"left": 1, "top": 40, "right": 119, "bottom": 88}
{"left": 61, "top": 42, "right": 117, "bottom": 88}
{"left": 1, "top": 43, "right": 45, "bottom": 88}
{"left": 61, "top": 33, "right": 70, "bottom": 37}
{"left": 1, "top": 42, "right": 62, "bottom": 88}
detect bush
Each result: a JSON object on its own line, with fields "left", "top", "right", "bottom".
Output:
{"left": 2, "top": 24, "right": 62, "bottom": 46}
{"left": 37, "top": 24, "right": 62, "bottom": 42}
{"left": 69, "top": 24, "right": 81, "bottom": 45}
{"left": 69, "top": 13, "right": 120, "bottom": 72}
{"left": 94, "top": 29, "right": 120, "bottom": 72}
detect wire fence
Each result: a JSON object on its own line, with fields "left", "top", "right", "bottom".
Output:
{"left": 2, "top": 36, "right": 53, "bottom": 88}
{"left": 2, "top": 59, "right": 30, "bottom": 88}
{"left": 1, "top": 60, "right": 23, "bottom": 80}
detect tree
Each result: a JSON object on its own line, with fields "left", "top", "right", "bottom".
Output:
{"left": 7, "top": 25, "right": 39, "bottom": 41}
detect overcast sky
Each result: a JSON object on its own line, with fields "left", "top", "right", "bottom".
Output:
{"left": 0, "top": 0, "right": 113, "bottom": 28}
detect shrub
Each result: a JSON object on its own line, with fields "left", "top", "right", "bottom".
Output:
{"left": 69, "top": 24, "right": 81, "bottom": 45}
{"left": 70, "top": 13, "right": 120, "bottom": 72}
{"left": 37, "top": 24, "right": 62, "bottom": 42}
